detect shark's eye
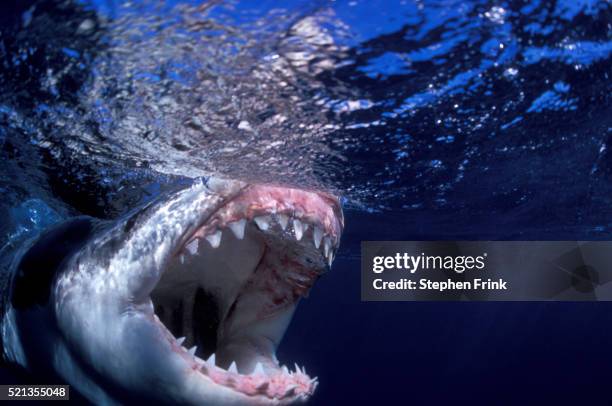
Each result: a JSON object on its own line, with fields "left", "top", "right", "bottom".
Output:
{"left": 200, "top": 176, "right": 226, "bottom": 193}
{"left": 200, "top": 176, "right": 211, "bottom": 188}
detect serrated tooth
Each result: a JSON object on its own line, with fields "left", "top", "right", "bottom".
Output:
{"left": 254, "top": 216, "right": 271, "bottom": 231}
{"left": 205, "top": 230, "right": 222, "bottom": 248}
{"left": 313, "top": 227, "right": 323, "bottom": 248}
{"left": 252, "top": 362, "right": 265, "bottom": 375}
{"left": 180, "top": 255, "right": 185, "bottom": 264}
{"left": 186, "top": 239, "right": 198, "bottom": 255}
{"left": 228, "top": 361, "right": 238, "bottom": 374}
{"left": 285, "top": 385, "right": 298, "bottom": 396}
{"left": 293, "top": 219, "right": 304, "bottom": 240}
{"left": 282, "top": 365, "right": 289, "bottom": 374}
{"left": 328, "top": 252, "right": 334, "bottom": 267}
{"left": 188, "top": 346, "right": 197, "bottom": 356}
{"left": 228, "top": 219, "right": 246, "bottom": 239}
{"left": 177, "top": 337, "right": 186, "bottom": 345}
{"left": 323, "top": 236, "right": 331, "bottom": 257}
{"left": 206, "top": 353, "right": 216, "bottom": 366}
{"left": 277, "top": 214, "right": 289, "bottom": 230}
{"left": 294, "top": 363, "right": 301, "bottom": 374}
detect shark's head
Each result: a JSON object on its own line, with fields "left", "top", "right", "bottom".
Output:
{"left": 43, "top": 178, "right": 342, "bottom": 404}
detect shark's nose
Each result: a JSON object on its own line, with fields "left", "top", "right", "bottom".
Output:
{"left": 202, "top": 176, "right": 246, "bottom": 195}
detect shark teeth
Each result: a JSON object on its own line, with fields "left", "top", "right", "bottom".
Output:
{"left": 323, "top": 236, "right": 331, "bottom": 257}
{"left": 192, "top": 351, "right": 312, "bottom": 379}
{"left": 277, "top": 214, "right": 289, "bottom": 230}
{"left": 293, "top": 219, "right": 304, "bottom": 240}
{"left": 313, "top": 226, "right": 323, "bottom": 248}
{"left": 186, "top": 239, "right": 198, "bottom": 255}
{"left": 254, "top": 216, "right": 271, "bottom": 231}
{"left": 228, "top": 219, "right": 246, "bottom": 239}
{"left": 180, "top": 209, "right": 339, "bottom": 270}
{"left": 252, "top": 362, "right": 265, "bottom": 375}
{"left": 285, "top": 385, "right": 298, "bottom": 397}
{"left": 178, "top": 348, "right": 318, "bottom": 400}
{"left": 177, "top": 336, "right": 186, "bottom": 345}
{"left": 205, "top": 230, "right": 222, "bottom": 248}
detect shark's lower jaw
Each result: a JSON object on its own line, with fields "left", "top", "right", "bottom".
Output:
{"left": 144, "top": 185, "right": 342, "bottom": 403}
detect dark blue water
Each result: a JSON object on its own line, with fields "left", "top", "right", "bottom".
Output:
{"left": 284, "top": 210, "right": 612, "bottom": 405}
{"left": 1, "top": 0, "right": 611, "bottom": 404}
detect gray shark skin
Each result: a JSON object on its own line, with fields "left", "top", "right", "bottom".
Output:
{"left": 1, "top": 177, "right": 343, "bottom": 405}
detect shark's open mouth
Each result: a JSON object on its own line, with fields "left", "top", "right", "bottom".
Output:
{"left": 145, "top": 185, "right": 342, "bottom": 403}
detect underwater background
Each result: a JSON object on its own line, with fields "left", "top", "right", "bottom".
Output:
{"left": 1, "top": 0, "right": 611, "bottom": 404}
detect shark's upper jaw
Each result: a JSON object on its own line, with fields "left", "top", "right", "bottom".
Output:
{"left": 142, "top": 184, "right": 342, "bottom": 403}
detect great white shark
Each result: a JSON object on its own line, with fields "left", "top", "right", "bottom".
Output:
{"left": 1, "top": 176, "right": 343, "bottom": 404}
